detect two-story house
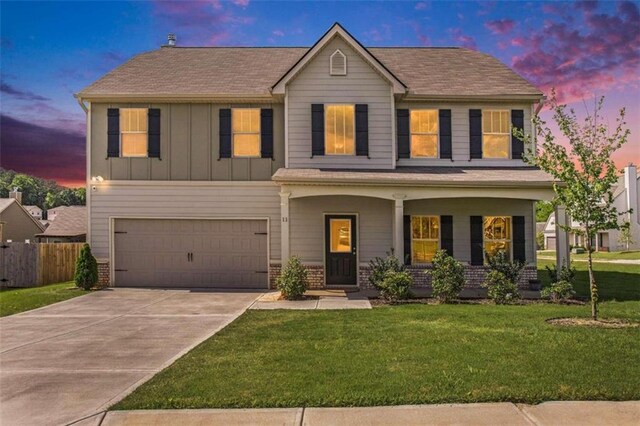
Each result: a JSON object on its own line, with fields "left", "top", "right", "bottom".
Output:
{"left": 77, "top": 23, "right": 560, "bottom": 289}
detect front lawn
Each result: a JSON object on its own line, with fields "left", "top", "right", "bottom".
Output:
{"left": 115, "top": 261, "right": 640, "bottom": 410}
{"left": 538, "top": 250, "right": 640, "bottom": 261}
{"left": 0, "top": 281, "right": 89, "bottom": 317}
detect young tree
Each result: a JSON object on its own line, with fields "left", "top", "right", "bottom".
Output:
{"left": 515, "top": 93, "right": 630, "bottom": 320}
{"left": 618, "top": 221, "right": 634, "bottom": 252}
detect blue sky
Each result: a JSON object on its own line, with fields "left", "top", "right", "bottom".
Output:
{"left": 1, "top": 0, "right": 638, "bottom": 186}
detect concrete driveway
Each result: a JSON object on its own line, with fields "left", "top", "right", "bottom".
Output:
{"left": 0, "top": 288, "right": 262, "bottom": 426}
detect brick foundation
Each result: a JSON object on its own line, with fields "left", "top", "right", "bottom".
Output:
{"left": 269, "top": 263, "right": 325, "bottom": 289}
{"left": 97, "top": 260, "right": 110, "bottom": 287}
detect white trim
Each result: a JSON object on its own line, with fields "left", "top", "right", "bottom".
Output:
{"left": 231, "top": 107, "right": 262, "bottom": 158}
{"left": 322, "top": 212, "right": 359, "bottom": 287}
{"left": 409, "top": 109, "right": 439, "bottom": 159}
{"left": 390, "top": 86, "right": 396, "bottom": 168}
{"left": 324, "top": 104, "right": 356, "bottom": 156}
{"left": 481, "top": 109, "right": 511, "bottom": 160}
{"left": 86, "top": 102, "right": 92, "bottom": 244}
{"left": 284, "top": 91, "right": 289, "bottom": 168}
{"left": 482, "top": 215, "right": 513, "bottom": 261}
{"left": 329, "top": 49, "right": 347, "bottom": 76}
{"left": 91, "top": 180, "right": 277, "bottom": 187}
{"left": 272, "top": 23, "right": 405, "bottom": 95}
{"left": 109, "top": 216, "right": 271, "bottom": 289}
{"left": 409, "top": 215, "right": 441, "bottom": 265}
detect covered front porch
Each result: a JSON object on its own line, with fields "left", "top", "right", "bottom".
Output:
{"left": 272, "top": 167, "right": 568, "bottom": 290}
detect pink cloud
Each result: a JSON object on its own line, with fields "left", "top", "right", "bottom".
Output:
{"left": 485, "top": 19, "right": 515, "bottom": 35}
{"left": 365, "top": 24, "right": 392, "bottom": 42}
{"left": 272, "top": 29, "right": 285, "bottom": 37}
{"left": 448, "top": 28, "right": 477, "bottom": 50}
{"left": 232, "top": 0, "right": 250, "bottom": 6}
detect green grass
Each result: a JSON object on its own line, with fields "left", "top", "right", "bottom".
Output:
{"left": 114, "top": 262, "right": 640, "bottom": 410}
{"left": 0, "top": 281, "right": 89, "bottom": 317}
{"left": 538, "top": 250, "right": 640, "bottom": 261}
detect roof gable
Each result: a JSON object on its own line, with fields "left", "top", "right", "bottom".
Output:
{"left": 272, "top": 23, "right": 406, "bottom": 95}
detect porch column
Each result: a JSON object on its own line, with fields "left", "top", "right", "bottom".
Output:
{"left": 393, "top": 195, "right": 405, "bottom": 263}
{"left": 280, "top": 191, "right": 291, "bottom": 262}
{"left": 555, "top": 205, "right": 571, "bottom": 270}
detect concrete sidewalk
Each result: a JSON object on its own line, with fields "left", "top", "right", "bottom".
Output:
{"left": 537, "top": 256, "right": 640, "bottom": 265}
{"left": 84, "top": 401, "right": 640, "bottom": 426}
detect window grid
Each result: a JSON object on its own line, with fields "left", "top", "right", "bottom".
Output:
{"left": 482, "top": 110, "right": 510, "bottom": 159}
{"left": 325, "top": 104, "right": 355, "bottom": 155}
{"left": 411, "top": 216, "right": 440, "bottom": 263}
{"left": 410, "top": 110, "right": 439, "bottom": 158}
{"left": 232, "top": 108, "right": 261, "bottom": 157}
{"left": 483, "top": 216, "right": 512, "bottom": 259}
{"left": 120, "top": 108, "right": 148, "bottom": 157}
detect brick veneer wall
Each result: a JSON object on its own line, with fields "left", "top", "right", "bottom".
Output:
{"left": 269, "top": 264, "right": 325, "bottom": 289}
{"left": 97, "top": 260, "right": 110, "bottom": 287}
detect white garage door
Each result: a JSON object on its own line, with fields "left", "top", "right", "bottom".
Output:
{"left": 113, "top": 219, "right": 268, "bottom": 288}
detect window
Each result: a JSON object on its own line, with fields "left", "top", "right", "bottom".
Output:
{"left": 121, "top": 108, "right": 148, "bottom": 157}
{"left": 330, "top": 49, "right": 347, "bottom": 75}
{"left": 411, "top": 216, "right": 439, "bottom": 263}
{"left": 232, "top": 108, "right": 260, "bottom": 157}
{"left": 325, "top": 104, "right": 355, "bottom": 155}
{"left": 484, "top": 216, "right": 511, "bottom": 258}
{"left": 330, "top": 219, "right": 351, "bottom": 252}
{"left": 482, "top": 110, "right": 510, "bottom": 158}
{"left": 410, "top": 110, "right": 438, "bottom": 158}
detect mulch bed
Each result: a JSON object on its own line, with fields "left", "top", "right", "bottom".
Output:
{"left": 369, "top": 297, "right": 585, "bottom": 307}
{"left": 546, "top": 317, "right": 640, "bottom": 328}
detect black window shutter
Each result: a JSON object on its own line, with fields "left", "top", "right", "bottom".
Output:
{"left": 311, "top": 104, "right": 324, "bottom": 156}
{"left": 513, "top": 215, "right": 526, "bottom": 262}
{"left": 440, "top": 215, "right": 453, "bottom": 257}
{"left": 511, "top": 109, "right": 525, "bottom": 159}
{"left": 397, "top": 109, "right": 410, "bottom": 158}
{"left": 219, "top": 108, "right": 232, "bottom": 159}
{"left": 355, "top": 104, "right": 369, "bottom": 156}
{"left": 439, "top": 109, "right": 452, "bottom": 159}
{"left": 147, "top": 108, "right": 161, "bottom": 158}
{"left": 107, "top": 108, "right": 120, "bottom": 158}
{"left": 261, "top": 108, "right": 273, "bottom": 159}
{"left": 470, "top": 216, "right": 484, "bottom": 265}
{"left": 403, "top": 215, "right": 412, "bottom": 265}
{"left": 469, "top": 109, "right": 482, "bottom": 159}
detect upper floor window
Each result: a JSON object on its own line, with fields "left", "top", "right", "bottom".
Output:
{"left": 330, "top": 49, "right": 347, "bottom": 75}
{"left": 232, "top": 108, "right": 260, "bottom": 157}
{"left": 411, "top": 215, "right": 439, "bottom": 263}
{"left": 484, "top": 216, "right": 511, "bottom": 258}
{"left": 482, "top": 110, "right": 510, "bottom": 159}
{"left": 325, "top": 104, "right": 355, "bottom": 155}
{"left": 121, "top": 108, "right": 148, "bottom": 157}
{"left": 410, "top": 110, "right": 438, "bottom": 158}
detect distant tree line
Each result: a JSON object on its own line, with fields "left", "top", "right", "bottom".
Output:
{"left": 0, "top": 168, "right": 85, "bottom": 210}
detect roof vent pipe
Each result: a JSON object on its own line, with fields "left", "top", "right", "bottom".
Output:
{"left": 167, "top": 33, "right": 176, "bottom": 47}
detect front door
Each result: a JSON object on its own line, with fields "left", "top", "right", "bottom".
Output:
{"left": 325, "top": 215, "right": 357, "bottom": 285}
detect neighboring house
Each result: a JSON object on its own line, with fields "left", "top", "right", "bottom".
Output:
{"left": 543, "top": 164, "right": 640, "bottom": 252}
{"left": 24, "top": 205, "right": 43, "bottom": 220}
{"left": 35, "top": 206, "right": 87, "bottom": 243}
{"left": 76, "top": 23, "right": 559, "bottom": 289}
{"left": 0, "top": 191, "right": 46, "bottom": 242}
{"left": 46, "top": 206, "right": 67, "bottom": 222}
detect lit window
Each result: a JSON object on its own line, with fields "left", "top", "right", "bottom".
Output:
{"left": 232, "top": 108, "right": 261, "bottom": 157}
{"left": 411, "top": 110, "right": 438, "bottom": 158}
{"left": 483, "top": 110, "right": 510, "bottom": 158}
{"left": 412, "top": 216, "right": 439, "bottom": 263}
{"left": 484, "top": 216, "right": 511, "bottom": 258}
{"left": 330, "top": 219, "right": 351, "bottom": 252}
{"left": 325, "top": 105, "right": 355, "bottom": 155}
{"left": 121, "top": 109, "right": 148, "bottom": 157}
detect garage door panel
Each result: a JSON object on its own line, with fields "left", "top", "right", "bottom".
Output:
{"left": 114, "top": 219, "right": 268, "bottom": 288}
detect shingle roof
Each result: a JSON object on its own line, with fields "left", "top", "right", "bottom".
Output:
{"left": 78, "top": 46, "right": 541, "bottom": 99}
{"left": 272, "top": 167, "right": 556, "bottom": 186}
{"left": 0, "top": 198, "right": 15, "bottom": 214}
{"left": 36, "top": 206, "right": 86, "bottom": 237}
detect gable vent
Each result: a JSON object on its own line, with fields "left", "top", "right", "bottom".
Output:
{"left": 330, "top": 49, "right": 347, "bottom": 76}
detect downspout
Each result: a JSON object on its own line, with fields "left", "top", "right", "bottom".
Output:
{"left": 533, "top": 95, "right": 547, "bottom": 154}
{"left": 75, "top": 94, "right": 88, "bottom": 114}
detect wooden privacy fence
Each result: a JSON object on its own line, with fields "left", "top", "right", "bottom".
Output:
{"left": 0, "top": 243, "right": 84, "bottom": 288}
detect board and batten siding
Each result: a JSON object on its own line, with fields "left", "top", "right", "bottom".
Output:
{"left": 90, "top": 103, "right": 285, "bottom": 181}
{"left": 290, "top": 196, "right": 393, "bottom": 263}
{"left": 405, "top": 198, "right": 536, "bottom": 263}
{"left": 287, "top": 37, "right": 394, "bottom": 169}
{"left": 89, "top": 183, "right": 281, "bottom": 262}
{"left": 396, "top": 101, "right": 533, "bottom": 167}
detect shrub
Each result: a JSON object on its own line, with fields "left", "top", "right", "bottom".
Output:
{"left": 368, "top": 249, "right": 405, "bottom": 289}
{"left": 74, "top": 243, "right": 98, "bottom": 290}
{"left": 428, "top": 250, "right": 465, "bottom": 303}
{"left": 276, "top": 256, "right": 308, "bottom": 300}
{"left": 378, "top": 270, "right": 413, "bottom": 303}
{"left": 544, "top": 260, "right": 576, "bottom": 284}
{"left": 482, "top": 270, "right": 521, "bottom": 304}
{"left": 541, "top": 280, "right": 576, "bottom": 302}
{"left": 485, "top": 250, "right": 525, "bottom": 285}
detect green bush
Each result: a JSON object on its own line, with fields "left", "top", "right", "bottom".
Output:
{"left": 276, "top": 256, "right": 308, "bottom": 300}
{"left": 482, "top": 270, "right": 521, "bottom": 304}
{"left": 378, "top": 270, "right": 413, "bottom": 303}
{"left": 368, "top": 250, "right": 405, "bottom": 289}
{"left": 544, "top": 260, "right": 576, "bottom": 284}
{"left": 541, "top": 280, "right": 576, "bottom": 302}
{"left": 74, "top": 243, "right": 98, "bottom": 290}
{"left": 485, "top": 250, "right": 525, "bottom": 285}
{"left": 428, "top": 250, "right": 465, "bottom": 303}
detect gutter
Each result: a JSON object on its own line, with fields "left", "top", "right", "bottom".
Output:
{"left": 75, "top": 95, "right": 88, "bottom": 113}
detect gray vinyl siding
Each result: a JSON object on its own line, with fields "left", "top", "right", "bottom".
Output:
{"left": 396, "top": 101, "right": 533, "bottom": 167}
{"left": 405, "top": 198, "right": 535, "bottom": 263}
{"left": 290, "top": 196, "right": 393, "bottom": 263}
{"left": 90, "top": 103, "right": 285, "bottom": 181}
{"left": 287, "top": 37, "right": 394, "bottom": 169}
{"left": 89, "top": 183, "right": 281, "bottom": 261}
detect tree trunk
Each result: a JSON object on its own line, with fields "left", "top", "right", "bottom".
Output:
{"left": 585, "top": 230, "right": 598, "bottom": 320}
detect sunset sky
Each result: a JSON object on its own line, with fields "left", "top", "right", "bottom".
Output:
{"left": 1, "top": 0, "right": 638, "bottom": 188}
